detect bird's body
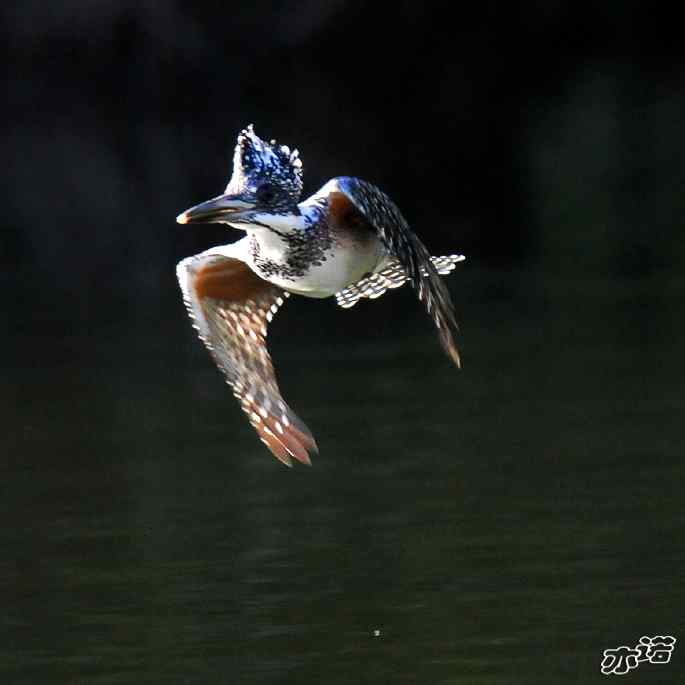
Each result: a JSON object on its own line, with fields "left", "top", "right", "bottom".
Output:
{"left": 232, "top": 180, "right": 389, "bottom": 297}
{"left": 177, "top": 125, "right": 464, "bottom": 466}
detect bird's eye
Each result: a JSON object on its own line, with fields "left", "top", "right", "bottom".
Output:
{"left": 256, "top": 183, "right": 277, "bottom": 203}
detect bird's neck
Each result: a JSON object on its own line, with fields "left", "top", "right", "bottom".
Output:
{"left": 247, "top": 227, "right": 291, "bottom": 264}
{"left": 238, "top": 212, "right": 303, "bottom": 265}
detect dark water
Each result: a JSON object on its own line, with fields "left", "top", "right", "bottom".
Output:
{"left": 2, "top": 268, "right": 683, "bottom": 684}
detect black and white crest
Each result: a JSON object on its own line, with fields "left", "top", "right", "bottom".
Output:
{"left": 226, "top": 124, "right": 304, "bottom": 207}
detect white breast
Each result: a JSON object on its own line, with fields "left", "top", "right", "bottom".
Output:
{"left": 234, "top": 207, "right": 389, "bottom": 299}
{"left": 245, "top": 227, "right": 386, "bottom": 298}
{"left": 282, "top": 244, "right": 384, "bottom": 298}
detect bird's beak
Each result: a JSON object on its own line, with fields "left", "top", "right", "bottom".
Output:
{"left": 176, "top": 193, "right": 254, "bottom": 225}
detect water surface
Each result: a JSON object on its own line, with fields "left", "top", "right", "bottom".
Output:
{"left": 2, "top": 268, "right": 682, "bottom": 683}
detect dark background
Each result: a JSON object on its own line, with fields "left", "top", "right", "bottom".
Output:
{"left": 4, "top": 1, "right": 684, "bottom": 311}
{"left": 2, "top": 2, "right": 684, "bottom": 683}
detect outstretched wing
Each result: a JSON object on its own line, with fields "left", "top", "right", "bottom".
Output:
{"left": 329, "top": 177, "right": 462, "bottom": 367}
{"left": 335, "top": 254, "right": 465, "bottom": 309}
{"left": 177, "top": 251, "right": 318, "bottom": 466}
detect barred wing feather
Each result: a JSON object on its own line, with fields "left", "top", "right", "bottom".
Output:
{"left": 329, "top": 177, "right": 463, "bottom": 367}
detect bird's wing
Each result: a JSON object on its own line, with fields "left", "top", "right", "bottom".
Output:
{"left": 177, "top": 252, "right": 317, "bottom": 466}
{"left": 335, "top": 254, "right": 465, "bottom": 309}
{"left": 329, "top": 177, "right": 463, "bottom": 367}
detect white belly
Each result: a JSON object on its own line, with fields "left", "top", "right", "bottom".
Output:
{"left": 276, "top": 245, "right": 383, "bottom": 297}
{"left": 237, "top": 225, "right": 388, "bottom": 298}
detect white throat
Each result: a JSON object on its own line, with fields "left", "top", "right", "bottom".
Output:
{"left": 234, "top": 212, "right": 305, "bottom": 235}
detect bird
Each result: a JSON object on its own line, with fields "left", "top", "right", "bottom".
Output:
{"left": 176, "top": 125, "right": 465, "bottom": 467}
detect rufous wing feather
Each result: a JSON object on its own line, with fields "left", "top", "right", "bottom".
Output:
{"left": 177, "top": 252, "right": 318, "bottom": 466}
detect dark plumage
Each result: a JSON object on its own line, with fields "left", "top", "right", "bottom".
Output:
{"left": 329, "top": 177, "right": 461, "bottom": 367}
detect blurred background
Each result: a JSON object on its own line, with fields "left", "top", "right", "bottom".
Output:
{"left": 2, "top": 2, "right": 683, "bottom": 683}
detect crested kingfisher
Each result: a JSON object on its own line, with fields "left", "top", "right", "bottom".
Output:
{"left": 177, "top": 125, "right": 465, "bottom": 466}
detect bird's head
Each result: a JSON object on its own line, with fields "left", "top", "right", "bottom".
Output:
{"left": 177, "top": 124, "right": 303, "bottom": 230}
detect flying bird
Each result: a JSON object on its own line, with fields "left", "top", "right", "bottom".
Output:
{"left": 177, "top": 125, "right": 465, "bottom": 466}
